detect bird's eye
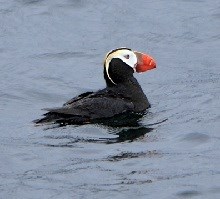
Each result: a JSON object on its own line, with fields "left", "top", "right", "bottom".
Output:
{"left": 124, "top": 54, "right": 130, "bottom": 59}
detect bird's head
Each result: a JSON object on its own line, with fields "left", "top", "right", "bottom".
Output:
{"left": 104, "top": 47, "right": 156, "bottom": 86}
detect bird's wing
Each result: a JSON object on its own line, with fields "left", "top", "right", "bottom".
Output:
{"left": 63, "top": 91, "right": 94, "bottom": 106}
{"left": 43, "top": 96, "right": 134, "bottom": 119}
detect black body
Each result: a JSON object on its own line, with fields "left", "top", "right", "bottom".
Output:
{"left": 34, "top": 58, "right": 150, "bottom": 125}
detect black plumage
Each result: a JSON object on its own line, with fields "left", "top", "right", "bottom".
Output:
{"left": 34, "top": 51, "right": 151, "bottom": 125}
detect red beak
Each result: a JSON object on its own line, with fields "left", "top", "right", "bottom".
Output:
{"left": 134, "top": 51, "right": 156, "bottom": 73}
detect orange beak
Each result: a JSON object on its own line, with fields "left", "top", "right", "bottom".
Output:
{"left": 134, "top": 51, "right": 156, "bottom": 73}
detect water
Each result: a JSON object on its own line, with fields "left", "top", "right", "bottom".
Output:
{"left": 0, "top": 0, "right": 220, "bottom": 198}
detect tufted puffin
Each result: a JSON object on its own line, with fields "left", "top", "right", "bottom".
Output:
{"left": 34, "top": 48, "right": 156, "bottom": 125}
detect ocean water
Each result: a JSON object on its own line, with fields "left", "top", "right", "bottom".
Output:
{"left": 0, "top": 0, "right": 220, "bottom": 198}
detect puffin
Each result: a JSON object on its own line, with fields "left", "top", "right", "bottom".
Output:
{"left": 34, "top": 47, "right": 156, "bottom": 125}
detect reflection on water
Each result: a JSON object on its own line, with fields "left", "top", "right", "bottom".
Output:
{"left": 40, "top": 112, "right": 167, "bottom": 144}
{"left": 41, "top": 112, "right": 158, "bottom": 144}
{"left": 109, "top": 126, "right": 153, "bottom": 143}
{"left": 107, "top": 150, "right": 161, "bottom": 162}
{"left": 42, "top": 126, "right": 153, "bottom": 146}
{"left": 176, "top": 190, "right": 201, "bottom": 198}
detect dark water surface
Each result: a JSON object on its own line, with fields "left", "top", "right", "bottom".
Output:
{"left": 0, "top": 0, "right": 220, "bottom": 198}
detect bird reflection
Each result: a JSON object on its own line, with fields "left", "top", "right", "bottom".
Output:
{"left": 41, "top": 112, "right": 167, "bottom": 144}
{"left": 104, "top": 126, "right": 154, "bottom": 144}
{"left": 94, "top": 112, "right": 154, "bottom": 143}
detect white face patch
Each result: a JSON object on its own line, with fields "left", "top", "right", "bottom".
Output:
{"left": 104, "top": 49, "right": 137, "bottom": 85}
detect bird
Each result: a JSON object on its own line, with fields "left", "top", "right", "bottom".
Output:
{"left": 34, "top": 47, "right": 156, "bottom": 125}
